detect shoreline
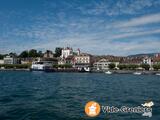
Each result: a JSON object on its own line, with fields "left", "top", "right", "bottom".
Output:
{"left": 0, "top": 68, "right": 160, "bottom": 75}
{"left": 0, "top": 68, "right": 30, "bottom": 71}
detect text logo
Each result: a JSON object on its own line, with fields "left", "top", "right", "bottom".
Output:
{"left": 85, "top": 101, "right": 100, "bottom": 117}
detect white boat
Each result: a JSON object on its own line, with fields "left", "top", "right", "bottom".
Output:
{"left": 156, "top": 73, "right": 160, "bottom": 76}
{"left": 141, "top": 101, "right": 154, "bottom": 107}
{"left": 31, "top": 61, "right": 53, "bottom": 71}
{"left": 133, "top": 72, "right": 142, "bottom": 75}
{"left": 105, "top": 71, "right": 112, "bottom": 74}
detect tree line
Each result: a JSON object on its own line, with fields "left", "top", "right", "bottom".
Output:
{"left": 0, "top": 47, "right": 63, "bottom": 59}
{"left": 108, "top": 63, "right": 160, "bottom": 70}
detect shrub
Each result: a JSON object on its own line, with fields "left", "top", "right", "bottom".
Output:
{"left": 140, "top": 64, "right": 150, "bottom": 70}
{"left": 153, "top": 64, "right": 160, "bottom": 70}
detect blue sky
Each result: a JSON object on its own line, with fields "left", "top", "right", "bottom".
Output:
{"left": 0, "top": 0, "right": 160, "bottom": 56}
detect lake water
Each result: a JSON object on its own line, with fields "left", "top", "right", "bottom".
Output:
{"left": 0, "top": 71, "right": 160, "bottom": 120}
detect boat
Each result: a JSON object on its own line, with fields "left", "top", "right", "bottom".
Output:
{"left": 133, "top": 72, "right": 142, "bottom": 75}
{"left": 141, "top": 101, "right": 154, "bottom": 107}
{"left": 105, "top": 71, "right": 112, "bottom": 74}
{"left": 155, "top": 73, "right": 160, "bottom": 76}
{"left": 78, "top": 67, "right": 91, "bottom": 72}
{"left": 30, "top": 61, "right": 53, "bottom": 71}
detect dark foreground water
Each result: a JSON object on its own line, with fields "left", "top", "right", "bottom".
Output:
{"left": 0, "top": 71, "right": 160, "bottom": 120}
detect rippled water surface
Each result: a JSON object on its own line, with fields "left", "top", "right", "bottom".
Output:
{"left": 0, "top": 71, "right": 160, "bottom": 120}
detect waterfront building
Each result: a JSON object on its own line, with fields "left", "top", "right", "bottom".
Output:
{"left": 120, "top": 57, "right": 142, "bottom": 65}
{"left": 61, "top": 47, "right": 73, "bottom": 59}
{"left": 143, "top": 57, "right": 152, "bottom": 65}
{"left": 58, "top": 58, "right": 66, "bottom": 65}
{"left": 65, "top": 55, "right": 75, "bottom": 64}
{"left": 152, "top": 55, "right": 160, "bottom": 64}
{"left": 21, "top": 60, "right": 31, "bottom": 64}
{"left": 58, "top": 48, "right": 81, "bottom": 65}
{"left": 3, "top": 55, "right": 19, "bottom": 64}
{"left": 20, "top": 58, "right": 37, "bottom": 64}
{"left": 0, "top": 60, "right": 4, "bottom": 64}
{"left": 142, "top": 57, "right": 153, "bottom": 70}
{"left": 74, "top": 53, "right": 91, "bottom": 64}
{"left": 154, "top": 53, "right": 160, "bottom": 57}
{"left": 74, "top": 53, "right": 92, "bottom": 71}
{"left": 58, "top": 55, "right": 74, "bottom": 65}
{"left": 76, "top": 48, "right": 80, "bottom": 55}
{"left": 93, "top": 59, "right": 119, "bottom": 70}
{"left": 43, "top": 50, "right": 54, "bottom": 58}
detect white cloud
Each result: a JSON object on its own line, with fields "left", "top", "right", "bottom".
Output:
{"left": 79, "top": 0, "right": 160, "bottom": 16}
{"left": 1, "top": 0, "right": 160, "bottom": 55}
{"left": 108, "top": 29, "right": 160, "bottom": 40}
{"left": 117, "top": 13, "right": 160, "bottom": 27}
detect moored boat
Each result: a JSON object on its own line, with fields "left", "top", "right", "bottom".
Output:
{"left": 30, "top": 61, "right": 53, "bottom": 71}
{"left": 155, "top": 73, "right": 160, "bottom": 76}
{"left": 105, "top": 71, "right": 112, "bottom": 74}
{"left": 133, "top": 72, "right": 142, "bottom": 75}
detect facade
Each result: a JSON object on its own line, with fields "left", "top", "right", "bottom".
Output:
{"left": 65, "top": 55, "right": 74, "bottom": 64}
{"left": 93, "top": 59, "right": 119, "bottom": 70}
{"left": 152, "top": 55, "right": 160, "bottom": 64}
{"left": 120, "top": 57, "right": 142, "bottom": 65}
{"left": 20, "top": 58, "right": 38, "bottom": 64}
{"left": 3, "top": 56, "right": 19, "bottom": 64}
{"left": 153, "top": 58, "right": 160, "bottom": 64}
{"left": 0, "top": 60, "right": 4, "bottom": 64}
{"left": 74, "top": 53, "right": 92, "bottom": 71}
{"left": 43, "top": 50, "right": 54, "bottom": 58}
{"left": 155, "top": 53, "right": 160, "bottom": 57}
{"left": 58, "top": 58, "right": 66, "bottom": 65}
{"left": 143, "top": 57, "right": 152, "bottom": 65}
{"left": 61, "top": 47, "right": 73, "bottom": 59}
{"left": 76, "top": 48, "right": 80, "bottom": 55}
{"left": 74, "top": 53, "right": 91, "bottom": 64}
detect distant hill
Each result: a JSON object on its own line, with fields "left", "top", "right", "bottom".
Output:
{"left": 128, "top": 53, "right": 159, "bottom": 57}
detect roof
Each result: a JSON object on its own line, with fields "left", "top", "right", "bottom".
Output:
{"left": 75, "top": 53, "right": 91, "bottom": 57}
{"left": 98, "top": 58, "right": 108, "bottom": 62}
{"left": 65, "top": 55, "right": 74, "bottom": 60}
{"left": 153, "top": 57, "right": 160, "bottom": 62}
{"left": 62, "top": 47, "right": 73, "bottom": 50}
{"left": 41, "top": 57, "right": 58, "bottom": 61}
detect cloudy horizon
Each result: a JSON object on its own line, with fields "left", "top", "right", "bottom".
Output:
{"left": 0, "top": 0, "right": 160, "bottom": 56}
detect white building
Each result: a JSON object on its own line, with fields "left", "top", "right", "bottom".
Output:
{"left": 93, "top": 59, "right": 119, "bottom": 70}
{"left": 76, "top": 48, "right": 80, "bottom": 55}
{"left": 58, "top": 58, "right": 66, "bottom": 65}
{"left": 43, "top": 50, "right": 54, "bottom": 58}
{"left": 143, "top": 57, "right": 152, "bottom": 66}
{"left": 0, "top": 60, "right": 4, "bottom": 64}
{"left": 4, "top": 56, "right": 19, "bottom": 64}
{"left": 74, "top": 53, "right": 92, "bottom": 71}
{"left": 74, "top": 53, "right": 91, "bottom": 64}
{"left": 61, "top": 47, "right": 73, "bottom": 59}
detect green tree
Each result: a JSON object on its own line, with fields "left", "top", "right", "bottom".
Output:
{"left": 28, "top": 49, "right": 38, "bottom": 57}
{"left": 0, "top": 54, "right": 4, "bottom": 59}
{"left": 153, "top": 64, "right": 160, "bottom": 70}
{"left": 108, "top": 63, "right": 116, "bottom": 69}
{"left": 127, "top": 64, "right": 139, "bottom": 70}
{"left": 53, "top": 64, "right": 72, "bottom": 68}
{"left": 37, "top": 51, "right": 43, "bottom": 57}
{"left": 140, "top": 64, "right": 150, "bottom": 70}
{"left": 19, "top": 51, "right": 29, "bottom": 58}
{"left": 117, "top": 64, "right": 127, "bottom": 70}
{"left": 54, "top": 47, "right": 62, "bottom": 57}
{"left": 9, "top": 52, "right": 17, "bottom": 57}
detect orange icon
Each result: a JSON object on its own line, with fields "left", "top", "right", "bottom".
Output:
{"left": 85, "top": 101, "right": 101, "bottom": 117}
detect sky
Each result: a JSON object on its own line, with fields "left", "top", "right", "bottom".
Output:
{"left": 0, "top": 0, "right": 160, "bottom": 56}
